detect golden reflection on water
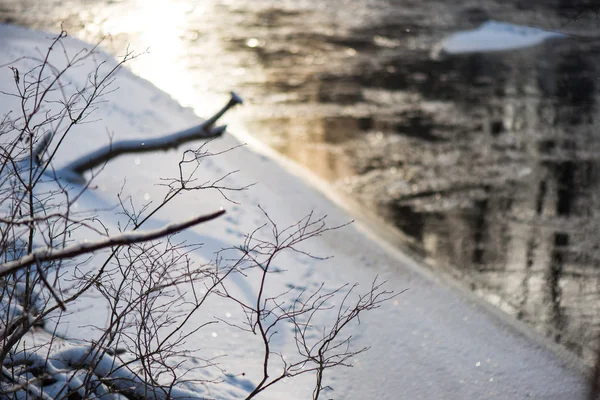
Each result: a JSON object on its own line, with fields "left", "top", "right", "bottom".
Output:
{"left": 74, "top": 0, "right": 355, "bottom": 178}
{"left": 80, "top": 0, "right": 229, "bottom": 118}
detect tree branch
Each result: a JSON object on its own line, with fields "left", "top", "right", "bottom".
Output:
{"left": 56, "top": 91, "right": 242, "bottom": 183}
{"left": 0, "top": 209, "right": 225, "bottom": 276}
{"left": 59, "top": 124, "right": 226, "bottom": 182}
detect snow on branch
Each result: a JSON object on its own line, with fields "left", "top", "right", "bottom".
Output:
{"left": 48, "top": 92, "right": 243, "bottom": 183}
{"left": 0, "top": 209, "right": 225, "bottom": 276}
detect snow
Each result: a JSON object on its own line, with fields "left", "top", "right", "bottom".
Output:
{"left": 0, "top": 23, "right": 588, "bottom": 399}
{"left": 435, "top": 20, "right": 566, "bottom": 56}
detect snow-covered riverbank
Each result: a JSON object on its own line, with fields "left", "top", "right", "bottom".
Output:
{"left": 0, "top": 24, "right": 589, "bottom": 399}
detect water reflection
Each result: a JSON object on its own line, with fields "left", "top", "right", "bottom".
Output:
{"left": 361, "top": 40, "right": 600, "bottom": 364}
{"left": 2, "top": 0, "right": 599, "bottom": 365}
{"left": 226, "top": 4, "right": 600, "bottom": 365}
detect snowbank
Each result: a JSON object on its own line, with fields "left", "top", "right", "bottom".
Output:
{"left": 0, "top": 24, "right": 588, "bottom": 399}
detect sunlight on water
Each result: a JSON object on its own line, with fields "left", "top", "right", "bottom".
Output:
{"left": 77, "top": 0, "right": 233, "bottom": 119}
{"left": 101, "top": 0, "right": 191, "bottom": 88}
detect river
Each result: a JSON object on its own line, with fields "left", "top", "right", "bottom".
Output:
{"left": 2, "top": 0, "right": 600, "bottom": 366}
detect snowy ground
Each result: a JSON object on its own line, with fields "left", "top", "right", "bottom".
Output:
{"left": 0, "top": 24, "right": 590, "bottom": 399}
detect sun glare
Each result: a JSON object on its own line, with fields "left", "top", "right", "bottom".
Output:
{"left": 95, "top": 0, "right": 212, "bottom": 110}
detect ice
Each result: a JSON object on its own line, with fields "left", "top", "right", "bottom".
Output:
{"left": 436, "top": 20, "right": 565, "bottom": 56}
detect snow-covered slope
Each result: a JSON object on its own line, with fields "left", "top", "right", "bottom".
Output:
{"left": 0, "top": 24, "right": 588, "bottom": 399}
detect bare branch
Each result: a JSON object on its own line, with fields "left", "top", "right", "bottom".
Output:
{"left": 0, "top": 209, "right": 225, "bottom": 276}
{"left": 33, "top": 255, "right": 66, "bottom": 311}
{"left": 59, "top": 124, "right": 228, "bottom": 183}
{"left": 58, "top": 91, "right": 242, "bottom": 183}
{"left": 201, "top": 91, "right": 243, "bottom": 131}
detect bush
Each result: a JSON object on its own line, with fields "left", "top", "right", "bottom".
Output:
{"left": 0, "top": 30, "right": 392, "bottom": 399}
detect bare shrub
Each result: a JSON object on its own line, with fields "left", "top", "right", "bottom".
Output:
{"left": 0, "top": 30, "right": 393, "bottom": 399}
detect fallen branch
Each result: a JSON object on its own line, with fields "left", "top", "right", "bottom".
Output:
{"left": 0, "top": 209, "right": 225, "bottom": 276}
{"left": 202, "top": 91, "right": 243, "bottom": 131}
{"left": 41, "top": 92, "right": 243, "bottom": 183}
{"left": 60, "top": 124, "right": 228, "bottom": 182}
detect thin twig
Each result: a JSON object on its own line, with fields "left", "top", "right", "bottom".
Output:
{"left": 33, "top": 255, "right": 66, "bottom": 311}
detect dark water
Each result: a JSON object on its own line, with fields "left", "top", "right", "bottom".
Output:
{"left": 2, "top": 0, "right": 600, "bottom": 365}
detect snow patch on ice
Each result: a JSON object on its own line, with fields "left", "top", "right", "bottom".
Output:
{"left": 434, "top": 20, "right": 566, "bottom": 57}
